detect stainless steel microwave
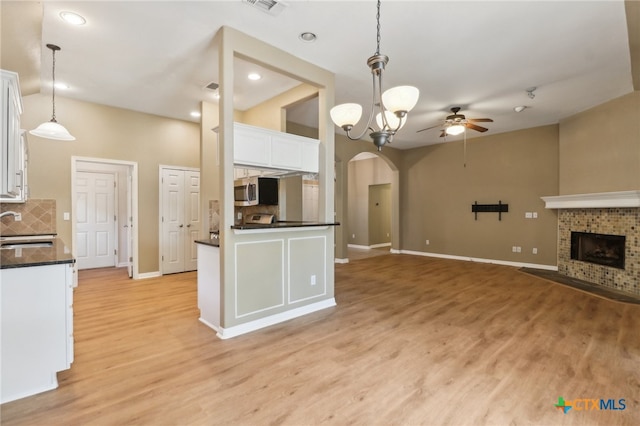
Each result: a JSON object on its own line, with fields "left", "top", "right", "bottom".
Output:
{"left": 234, "top": 177, "right": 278, "bottom": 206}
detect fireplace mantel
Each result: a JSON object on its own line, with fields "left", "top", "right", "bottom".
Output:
{"left": 541, "top": 190, "right": 640, "bottom": 209}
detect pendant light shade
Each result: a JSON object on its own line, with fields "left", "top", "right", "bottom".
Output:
{"left": 29, "top": 44, "right": 75, "bottom": 141}
{"left": 382, "top": 86, "right": 420, "bottom": 114}
{"left": 29, "top": 120, "right": 76, "bottom": 141}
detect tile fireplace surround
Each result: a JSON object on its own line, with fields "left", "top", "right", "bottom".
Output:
{"left": 542, "top": 191, "right": 640, "bottom": 297}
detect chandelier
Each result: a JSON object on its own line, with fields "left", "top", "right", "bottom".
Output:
{"left": 330, "top": 0, "right": 419, "bottom": 151}
{"left": 30, "top": 44, "right": 75, "bottom": 141}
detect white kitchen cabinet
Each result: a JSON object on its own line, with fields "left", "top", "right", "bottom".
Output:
{"left": 1, "top": 263, "right": 74, "bottom": 403}
{"left": 234, "top": 122, "right": 319, "bottom": 173}
{"left": 1, "top": 69, "right": 26, "bottom": 202}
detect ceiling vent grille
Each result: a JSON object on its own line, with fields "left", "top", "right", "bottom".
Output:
{"left": 242, "top": 0, "right": 288, "bottom": 16}
{"left": 205, "top": 81, "right": 219, "bottom": 91}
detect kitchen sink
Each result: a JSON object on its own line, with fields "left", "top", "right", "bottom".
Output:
{"left": 1, "top": 241, "right": 54, "bottom": 249}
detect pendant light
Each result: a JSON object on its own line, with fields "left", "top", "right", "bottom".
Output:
{"left": 330, "top": 0, "right": 419, "bottom": 151}
{"left": 30, "top": 44, "right": 75, "bottom": 141}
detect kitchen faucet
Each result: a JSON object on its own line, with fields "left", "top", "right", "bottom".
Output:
{"left": 0, "top": 211, "right": 22, "bottom": 221}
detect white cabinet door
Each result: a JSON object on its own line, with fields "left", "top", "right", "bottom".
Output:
{"left": 234, "top": 123, "right": 270, "bottom": 167}
{"left": 271, "top": 134, "right": 303, "bottom": 170}
{"left": 233, "top": 122, "right": 319, "bottom": 173}
{"left": 1, "top": 70, "right": 24, "bottom": 201}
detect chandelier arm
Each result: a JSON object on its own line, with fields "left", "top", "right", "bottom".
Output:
{"left": 345, "top": 72, "right": 379, "bottom": 141}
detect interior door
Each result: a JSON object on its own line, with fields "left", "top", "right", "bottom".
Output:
{"left": 368, "top": 183, "right": 391, "bottom": 246}
{"left": 76, "top": 172, "right": 116, "bottom": 269}
{"left": 126, "top": 174, "right": 133, "bottom": 278}
{"left": 161, "top": 168, "right": 200, "bottom": 274}
{"left": 162, "top": 169, "right": 185, "bottom": 274}
{"left": 183, "top": 170, "right": 200, "bottom": 272}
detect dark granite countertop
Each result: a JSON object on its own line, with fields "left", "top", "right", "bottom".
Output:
{"left": 195, "top": 239, "right": 220, "bottom": 247}
{"left": 231, "top": 221, "right": 340, "bottom": 230}
{"left": 0, "top": 237, "right": 75, "bottom": 269}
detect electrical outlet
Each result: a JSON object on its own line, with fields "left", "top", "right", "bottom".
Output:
{"left": 14, "top": 213, "right": 22, "bottom": 221}
{"left": 63, "top": 212, "right": 70, "bottom": 221}
{"left": 532, "top": 248, "right": 538, "bottom": 254}
{"left": 525, "top": 212, "right": 533, "bottom": 219}
{"left": 426, "top": 239, "right": 430, "bottom": 245}
{"left": 533, "top": 212, "right": 538, "bottom": 218}
{"left": 516, "top": 246, "right": 522, "bottom": 253}
{"left": 352, "top": 234, "right": 355, "bottom": 239}
{"left": 512, "top": 246, "right": 517, "bottom": 252}
{"left": 310, "top": 275, "right": 316, "bottom": 286}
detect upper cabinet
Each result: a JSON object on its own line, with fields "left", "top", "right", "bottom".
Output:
{"left": 1, "top": 70, "right": 27, "bottom": 203}
{"left": 234, "top": 122, "right": 319, "bottom": 173}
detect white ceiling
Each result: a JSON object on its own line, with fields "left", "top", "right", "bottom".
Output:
{"left": 34, "top": 0, "right": 633, "bottom": 150}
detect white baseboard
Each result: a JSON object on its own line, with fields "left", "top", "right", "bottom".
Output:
{"left": 369, "top": 242, "right": 391, "bottom": 249}
{"left": 399, "top": 250, "right": 558, "bottom": 271}
{"left": 335, "top": 258, "right": 349, "bottom": 264}
{"left": 137, "top": 271, "right": 161, "bottom": 279}
{"left": 215, "top": 298, "right": 337, "bottom": 340}
{"left": 117, "top": 262, "right": 129, "bottom": 268}
{"left": 348, "top": 244, "right": 371, "bottom": 250}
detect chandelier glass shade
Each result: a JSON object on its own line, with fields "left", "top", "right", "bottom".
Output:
{"left": 29, "top": 44, "right": 75, "bottom": 141}
{"left": 330, "top": 0, "right": 419, "bottom": 151}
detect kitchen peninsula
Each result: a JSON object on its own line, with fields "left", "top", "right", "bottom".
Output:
{"left": 196, "top": 220, "right": 338, "bottom": 339}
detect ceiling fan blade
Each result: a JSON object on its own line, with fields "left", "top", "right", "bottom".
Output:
{"left": 439, "top": 130, "right": 446, "bottom": 137}
{"left": 416, "top": 124, "right": 442, "bottom": 133}
{"left": 465, "top": 123, "right": 489, "bottom": 132}
{"left": 467, "top": 118, "right": 493, "bottom": 123}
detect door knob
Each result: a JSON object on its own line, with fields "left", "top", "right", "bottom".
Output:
{"left": 179, "top": 224, "right": 184, "bottom": 228}
{"left": 186, "top": 224, "right": 191, "bottom": 228}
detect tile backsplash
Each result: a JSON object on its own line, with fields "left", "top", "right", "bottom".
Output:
{"left": 0, "top": 199, "right": 57, "bottom": 236}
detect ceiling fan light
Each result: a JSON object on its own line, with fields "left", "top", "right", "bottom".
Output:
{"left": 330, "top": 103, "right": 362, "bottom": 128}
{"left": 376, "top": 111, "right": 405, "bottom": 130}
{"left": 445, "top": 124, "right": 465, "bottom": 136}
{"left": 382, "top": 85, "right": 419, "bottom": 113}
{"left": 29, "top": 120, "right": 76, "bottom": 141}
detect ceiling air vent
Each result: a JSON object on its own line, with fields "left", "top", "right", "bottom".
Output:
{"left": 205, "top": 81, "right": 219, "bottom": 91}
{"left": 242, "top": 0, "right": 288, "bottom": 16}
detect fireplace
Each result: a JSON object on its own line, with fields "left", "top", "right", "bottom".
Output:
{"left": 570, "top": 232, "right": 625, "bottom": 269}
{"left": 542, "top": 191, "right": 640, "bottom": 297}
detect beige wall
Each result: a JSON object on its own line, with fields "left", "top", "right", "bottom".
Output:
{"left": 241, "top": 84, "right": 318, "bottom": 131}
{"left": 399, "top": 125, "right": 559, "bottom": 266}
{"left": 22, "top": 94, "right": 200, "bottom": 273}
{"left": 559, "top": 91, "right": 640, "bottom": 194}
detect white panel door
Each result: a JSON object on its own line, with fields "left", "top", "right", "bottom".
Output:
{"left": 162, "top": 169, "right": 185, "bottom": 274}
{"left": 76, "top": 172, "right": 116, "bottom": 269}
{"left": 161, "top": 168, "right": 200, "bottom": 274}
{"left": 183, "top": 170, "right": 200, "bottom": 272}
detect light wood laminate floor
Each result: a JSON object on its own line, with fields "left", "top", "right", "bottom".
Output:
{"left": 2, "top": 255, "right": 639, "bottom": 425}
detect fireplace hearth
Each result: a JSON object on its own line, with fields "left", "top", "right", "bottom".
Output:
{"left": 571, "top": 231, "right": 625, "bottom": 269}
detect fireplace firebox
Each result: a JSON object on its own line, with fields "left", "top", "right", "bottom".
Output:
{"left": 570, "top": 232, "right": 625, "bottom": 269}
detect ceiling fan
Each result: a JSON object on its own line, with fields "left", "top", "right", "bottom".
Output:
{"left": 417, "top": 107, "right": 493, "bottom": 137}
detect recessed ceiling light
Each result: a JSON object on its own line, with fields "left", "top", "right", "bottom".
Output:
{"left": 190, "top": 111, "right": 201, "bottom": 118}
{"left": 60, "top": 11, "right": 86, "bottom": 26}
{"left": 514, "top": 105, "right": 527, "bottom": 113}
{"left": 248, "top": 73, "right": 262, "bottom": 81}
{"left": 299, "top": 32, "right": 317, "bottom": 42}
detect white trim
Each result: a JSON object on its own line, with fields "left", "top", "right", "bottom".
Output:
{"left": 233, "top": 225, "right": 329, "bottom": 234}
{"left": 390, "top": 248, "right": 401, "bottom": 254}
{"left": 399, "top": 250, "right": 558, "bottom": 271}
{"left": 369, "top": 242, "right": 391, "bottom": 249}
{"left": 137, "top": 271, "right": 161, "bottom": 279}
{"left": 335, "top": 258, "right": 349, "bottom": 264}
{"left": 117, "top": 262, "right": 129, "bottom": 268}
{"left": 347, "top": 244, "right": 370, "bottom": 250}
{"left": 214, "top": 298, "right": 336, "bottom": 339}
{"left": 541, "top": 191, "right": 640, "bottom": 209}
